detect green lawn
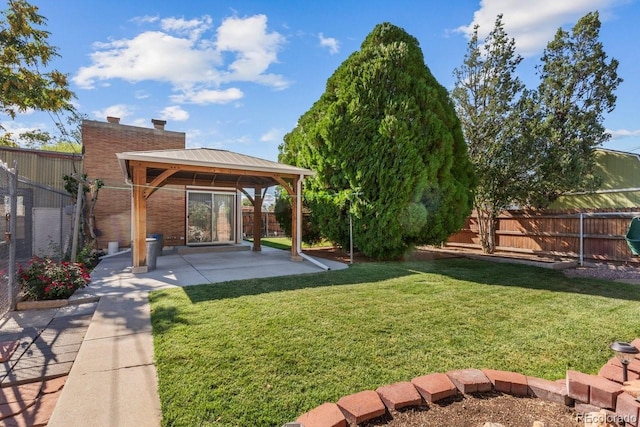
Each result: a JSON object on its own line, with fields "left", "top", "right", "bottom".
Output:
{"left": 149, "top": 258, "right": 640, "bottom": 427}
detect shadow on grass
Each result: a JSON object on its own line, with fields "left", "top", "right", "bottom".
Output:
{"left": 150, "top": 304, "right": 186, "bottom": 335}
{"left": 430, "top": 257, "right": 640, "bottom": 302}
{"left": 162, "top": 256, "right": 640, "bottom": 306}
{"left": 182, "top": 261, "right": 417, "bottom": 303}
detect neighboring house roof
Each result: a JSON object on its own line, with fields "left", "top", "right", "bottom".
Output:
{"left": 551, "top": 148, "right": 640, "bottom": 209}
{"left": 116, "top": 147, "right": 314, "bottom": 189}
{"left": 0, "top": 146, "right": 82, "bottom": 193}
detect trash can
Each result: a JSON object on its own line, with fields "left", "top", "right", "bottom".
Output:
{"left": 107, "top": 241, "right": 119, "bottom": 255}
{"left": 146, "top": 237, "right": 159, "bottom": 271}
{"left": 148, "top": 233, "right": 164, "bottom": 257}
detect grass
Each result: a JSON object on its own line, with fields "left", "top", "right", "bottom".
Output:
{"left": 149, "top": 258, "right": 640, "bottom": 427}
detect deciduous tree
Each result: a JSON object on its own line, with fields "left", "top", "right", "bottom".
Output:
{"left": 452, "top": 15, "right": 526, "bottom": 253}
{"left": 0, "top": 0, "right": 74, "bottom": 144}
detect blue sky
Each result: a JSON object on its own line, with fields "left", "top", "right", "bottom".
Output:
{"left": 6, "top": 0, "right": 640, "bottom": 161}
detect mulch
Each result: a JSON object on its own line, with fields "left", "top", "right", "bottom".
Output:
{"left": 303, "top": 246, "right": 463, "bottom": 264}
{"left": 362, "top": 392, "right": 582, "bottom": 427}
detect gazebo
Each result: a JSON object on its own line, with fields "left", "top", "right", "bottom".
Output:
{"left": 116, "top": 148, "right": 315, "bottom": 272}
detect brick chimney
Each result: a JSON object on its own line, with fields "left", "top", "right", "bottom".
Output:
{"left": 151, "top": 119, "right": 166, "bottom": 130}
{"left": 106, "top": 116, "right": 120, "bottom": 124}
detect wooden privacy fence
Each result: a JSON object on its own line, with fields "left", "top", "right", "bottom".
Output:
{"left": 242, "top": 211, "right": 285, "bottom": 238}
{"left": 445, "top": 208, "right": 640, "bottom": 264}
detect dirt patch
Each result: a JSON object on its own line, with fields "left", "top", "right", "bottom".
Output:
{"left": 303, "top": 246, "right": 463, "bottom": 264}
{"left": 302, "top": 246, "right": 373, "bottom": 264}
{"left": 362, "top": 392, "right": 583, "bottom": 427}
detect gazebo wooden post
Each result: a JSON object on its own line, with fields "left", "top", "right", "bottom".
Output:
{"left": 252, "top": 186, "right": 262, "bottom": 251}
{"left": 132, "top": 162, "right": 148, "bottom": 272}
{"left": 290, "top": 175, "right": 302, "bottom": 261}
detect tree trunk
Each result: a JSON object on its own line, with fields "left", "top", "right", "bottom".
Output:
{"left": 476, "top": 207, "right": 497, "bottom": 254}
{"left": 86, "top": 184, "right": 100, "bottom": 240}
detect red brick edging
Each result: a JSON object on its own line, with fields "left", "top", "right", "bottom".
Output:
{"left": 290, "top": 337, "right": 640, "bottom": 427}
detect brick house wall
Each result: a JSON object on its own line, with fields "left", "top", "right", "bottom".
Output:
{"left": 82, "top": 118, "right": 186, "bottom": 250}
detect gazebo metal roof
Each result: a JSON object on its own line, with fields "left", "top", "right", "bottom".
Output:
{"left": 117, "top": 148, "right": 314, "bottom": 189}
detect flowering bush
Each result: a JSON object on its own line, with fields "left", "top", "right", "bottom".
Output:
{"left": 18, "top": 257, "right": 91, "bottom": 301}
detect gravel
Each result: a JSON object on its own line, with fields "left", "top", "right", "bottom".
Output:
{"left": 562, "top": 263, "right": 640, "bottom": 281}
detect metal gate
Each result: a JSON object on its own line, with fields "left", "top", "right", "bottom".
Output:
{"left": 0, "top": 160, "right": 18, "bottom": 316}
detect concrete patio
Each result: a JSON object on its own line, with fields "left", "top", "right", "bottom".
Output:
{"left": 1, "top": 244, "right": 347, "bottom": 426}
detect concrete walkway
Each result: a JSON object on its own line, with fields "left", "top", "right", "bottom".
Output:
{"left": 45, "top": 246, "right": 347, "bottom": 427}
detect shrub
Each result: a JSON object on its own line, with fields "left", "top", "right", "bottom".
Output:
{"left": 273, "top": 191, "right": 322, "bottom": 245}
{"left": 18, "top": 257, "right": 91, "bottom": 301}
{"left": 73, "top": 244, "right": 101, "bottom": 270}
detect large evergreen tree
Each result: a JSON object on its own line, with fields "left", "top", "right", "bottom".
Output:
{"left": 279, "top": 22, "right": 475, "bottom": 259}
{"left": 452, "top": 12, "right": 620, "bottom": 253}
{"left": 524, "top": 11, "right": 621, "bottom": 206}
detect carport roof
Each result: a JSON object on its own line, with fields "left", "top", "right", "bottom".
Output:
{"left": 116, "top": 147, "right": 314, "bottom": 189}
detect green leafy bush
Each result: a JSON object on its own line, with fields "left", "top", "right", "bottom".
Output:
{"left": 18, "top": 257, "right": 91, "bottom": 300}
{"left": 273, "top": 191, "right": 322, "bottom": 245}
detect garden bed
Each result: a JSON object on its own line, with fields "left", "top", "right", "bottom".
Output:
{"left": 15, "top": 294, "right": 99, "bottom": 311}
{"left": 364, "top": 392, "right": 581, "bottom": 427}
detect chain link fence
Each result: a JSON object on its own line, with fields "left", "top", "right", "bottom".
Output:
{"left": 0, "top": 168, "right": 74, "bottom": 318}
{"left": 0, "top": 160, "right": 18, "bottom": 317}
{"left": 17, "top": 176, "right": 73, "bottom": 260}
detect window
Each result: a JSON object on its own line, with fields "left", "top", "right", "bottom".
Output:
{"left": 187, "top": 191, "right": 236, "bottom": 244}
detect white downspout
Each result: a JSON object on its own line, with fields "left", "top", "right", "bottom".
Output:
{"left": 296, "top": 174, "right": 330, "bottom": 270}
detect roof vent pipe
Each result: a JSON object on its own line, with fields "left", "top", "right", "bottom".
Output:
{"left": 151, "top": 119, "right": 166, "bottom": 130}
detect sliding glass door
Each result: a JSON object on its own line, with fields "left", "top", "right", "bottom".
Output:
{"left": 187, "top": 191, "right": 235, "bottom": 245}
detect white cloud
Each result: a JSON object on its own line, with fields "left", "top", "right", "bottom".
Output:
{"left": 73, "top": 13, "right": 288, "bottom": 97}
{"left": 159, "top": 106, "right": 189, "bottom": 121}
{"left": 457, "top": 0, "right": 625, "bottom": 57}
{"left": 134, "top": 90, "right": 150, "bottom": 100}
{"left": 131, "top": 118, "right": 148, "bottom": 128}
{"left": 260, "top": 128, "right": 283, "bottom": 142}
{"left": 15, "top": 108, "right": 35, "bottom": 116}
{"left": 160, "top": 16, "right": 212, "bottom": 39}
{"left": 215, "top": 15, "right": 288, "bottom": 87}
{"left": 170, "top": 87, "right": 244, "bottom": 105}
{"left": 1, "top": 121, "right": 45, "bottom": 136}
{"left": 319, "top": 33, "right": 340, "bottom": 55}
{"left": 92, "top": 104, "right": 133, "bottom": 121}
{"left": 74, "top": 31, "right": 221, "bottom": 89}
{"left": 607, "top": 128, "right": 640, "bottom": 139}
{"left": 131, "top": 15, "right": 159, "bottom": 25}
